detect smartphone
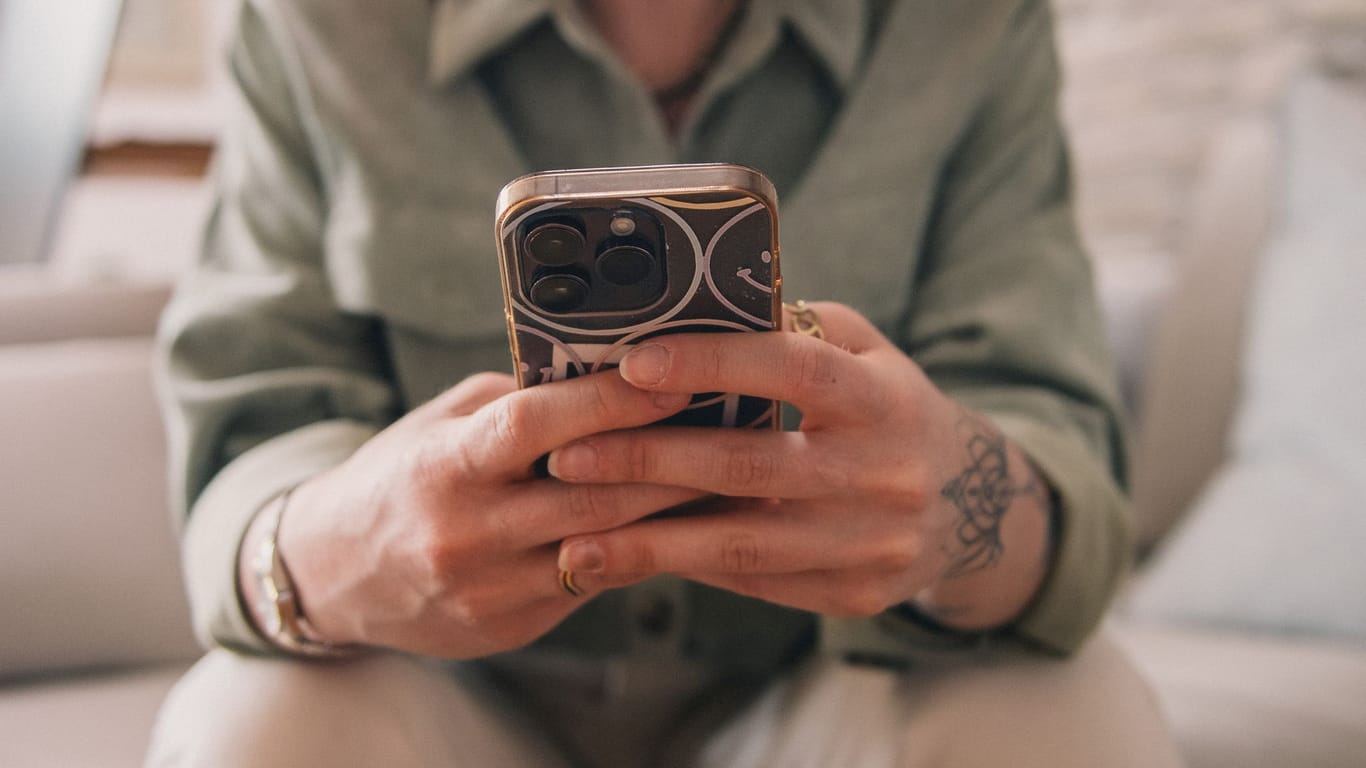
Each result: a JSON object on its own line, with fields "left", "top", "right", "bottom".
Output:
{"left": 495, "top": 163, "right": 782, "bottom": 429}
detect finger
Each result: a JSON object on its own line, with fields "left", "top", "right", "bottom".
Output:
{"left": 430, "top": 548, "right": 648, "bottom": 646}
{"left": 549, "top": 427, "right": 842, "bottom": 499}
{"left": 439, "top": 372, "right": 520, "bottom": 417}
{"left": 681, "top": 570, "right": 903, "bottom": 619}
{"left": 551, "top": 570, "right": 654, "bottom": 598}
{"left": 495, "top": 480, "right": 710, "bottom": 547}
{"left": 461, "top": 370, "right": 693, "bottom": 478}
{"left": 384, "top": 374, "right": 519, "bottom": 442}
{"left": 557, "top": 501, "right": 916, "bottom": 578}
{"left": 615, "top": 327, "right": 882, "bottom": 423}
{"left": 781, "top": 301, "right": 888, "bottom": 354}
{"left": 410, "top": 372, "right": 519, "bottom": 423}
{"left": 458, "top": 548, "right": 647, "bottom": 607}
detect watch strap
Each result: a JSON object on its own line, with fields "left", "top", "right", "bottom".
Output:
{"left": 251, "top": 486, "right": 361, "bottom": 659}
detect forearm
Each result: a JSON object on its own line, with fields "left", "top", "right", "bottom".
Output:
{"left": 173, "top": 421, "right": 379, "bottom": 653}
{"left": 162, "top": 0, "right": 401, "bottom": 652}
{"left": 883, "top": 1, "right": 1121, "bottom": 644}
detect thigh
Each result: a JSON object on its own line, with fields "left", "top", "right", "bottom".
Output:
{"left": 698, "top": 630, "right": 1184, "bottom": 768}
{"left": 144, "top": 649, "right": 569, "bottom": 768}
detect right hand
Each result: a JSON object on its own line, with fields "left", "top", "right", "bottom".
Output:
{"left": 270, "top": 370, "right": 701, "bottom": 659}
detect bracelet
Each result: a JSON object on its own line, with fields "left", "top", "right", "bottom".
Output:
{"left": 250, "top": 485, "right": 362, "bottom": 659}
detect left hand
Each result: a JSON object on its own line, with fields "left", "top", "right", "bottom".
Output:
{"left": 548, "top": 302, "right": 1053, "bottom": 629}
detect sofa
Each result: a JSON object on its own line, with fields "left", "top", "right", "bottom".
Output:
{"left": 2, "top": 74, "right": 1364, "bottom": 768}
{"left": 1111, "top": 63, "right": 1366, "bottom": 766}
{"left": 0, "top": 268, "right": 200, "bottom": 767}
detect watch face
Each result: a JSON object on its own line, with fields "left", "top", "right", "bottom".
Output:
{"left": 252, "top": 539, "right": 274, "bottom": 578}
{"left": 252, "top": 533, "right": 290, "bottom": 639}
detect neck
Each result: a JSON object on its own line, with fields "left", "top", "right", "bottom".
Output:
{"left": 578, "top": 0, "right": 741, "bottom": 95}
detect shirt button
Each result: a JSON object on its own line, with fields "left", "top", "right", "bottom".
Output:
{"left": 634, "top": 593, "right": 675, "bottom": 637}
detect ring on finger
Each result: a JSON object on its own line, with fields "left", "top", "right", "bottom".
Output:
{"left": 783, "top": 300, "right": 825, "bottom": 341}
{"left": 558, "top": 569, "right": 584, "bottom": 597}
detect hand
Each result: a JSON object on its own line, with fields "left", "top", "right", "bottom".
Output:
{"left": 548, "top": 303, "right": 1054, "bottom": 630}
{"left": 262, "top": 370, "right": 704, "bottom": 659}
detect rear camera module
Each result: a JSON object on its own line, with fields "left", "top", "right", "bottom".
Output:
{"left": 596, "top": 245, "right": 654, "bottom": 286}
{"left": 517, "top": 207, "right": 666, "bottom": 315}
{"left": 530, "top": 272, "right": 590, "bottom": 313}
{"left": 525, "top": 223, "right": 585, "bottom": 267}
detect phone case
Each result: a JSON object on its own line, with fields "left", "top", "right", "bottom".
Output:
{"left": 495, "top": 164, "right": 782, "bottom": 429}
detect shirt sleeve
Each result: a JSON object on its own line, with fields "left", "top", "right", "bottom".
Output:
{"left": 822, "top": 0, "right": 1131, "bottom": 660}
{"left": 156, "top": 1, "right": 398, "bottom": 653}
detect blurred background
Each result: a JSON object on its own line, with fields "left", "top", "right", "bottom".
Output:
{"left": 2, "top": 0, "right": 225, "bottom": 280}
{"left": 2, "top": 1, "right": 1363, "bottom": 766}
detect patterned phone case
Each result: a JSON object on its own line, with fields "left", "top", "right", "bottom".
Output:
{"left": 496, "top": 165, "right": 781, "bottom": 429}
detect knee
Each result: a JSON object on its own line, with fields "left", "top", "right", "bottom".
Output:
{"left": 897, "top": 631, "right": 1182, "bottom": 768}
{"left": 144, "top": 649, "right": 435, "bottom": 768}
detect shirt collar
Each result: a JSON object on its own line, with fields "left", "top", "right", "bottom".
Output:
{"left": 427, "top": 0, "right": 552, "bottom": 85}
{"left": 427, "top": 0, "right": 869, "bottom": 91}
{"left": 780, "top": 0, "right": 869, "bottom": 90}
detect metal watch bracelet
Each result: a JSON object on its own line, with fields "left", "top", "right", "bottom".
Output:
{"left": 250, "top": 485, "right": 361, "bottom": 659}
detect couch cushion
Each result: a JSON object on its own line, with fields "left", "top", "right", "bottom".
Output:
{"left": 0, "top": 663, "right": 189, "bottom": 768}
{"left": 1114, "top": 622, "right": 1366, "bottom": 768}
{"left": 0, "top": 337, "right": 201, "bottom": 678}
{"left": 1127, "top": 114, "right": 1273, "bottom": 553}
{"left": 0, "top": 265, "right": 170, "bottom": 345}
{"left": 1126, "top": 69, "right": 1366, "bottom": 639}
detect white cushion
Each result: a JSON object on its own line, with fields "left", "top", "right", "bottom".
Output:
{"left": 1126, "top": 70, "right": 1366, "bottom": 639}
{"left": 1115, "top": 622, "right": 1366, "bottom": 768}
{"left": 0, "top": 265, "right": 169, "bottom": 345}
{"left": 0, "top": 337, "right": 200, "bottom": 677}
{"left": 0, "top": 663, "right": 188, "bottom": 767}
{"left": 1127, "top": 115, "right": 1274, "bottom": 551}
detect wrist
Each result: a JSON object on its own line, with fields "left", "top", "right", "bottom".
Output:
{"left": 237, "top": 485, "right": 363, "bottom": 658}
{"left": 911, "top": 440, "right": 1056, "bottom": 632}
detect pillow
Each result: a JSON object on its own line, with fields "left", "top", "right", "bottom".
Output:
{"left": 1125, "top": 68, "right": 1366, "bottom": 640}
{"left": 0, "top": 337, "right": 201, "bottom": 679}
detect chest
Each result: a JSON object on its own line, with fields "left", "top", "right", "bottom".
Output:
{"left": 306, "top": 9, "right": 979, "bottom": 398}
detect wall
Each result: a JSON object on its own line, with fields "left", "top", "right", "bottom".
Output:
{"left": 1056, "top": 0, "right": 1366, "bottom": 268}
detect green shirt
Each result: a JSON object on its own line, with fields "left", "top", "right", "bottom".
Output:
{"left": 160, "top": 0, "right": 1130, "bottom": 669}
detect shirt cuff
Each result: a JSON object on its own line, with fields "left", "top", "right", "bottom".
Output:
{"left": 821, "top": 414, "right": 1132, "bottom": 663}
{"left": 181, "top": 419, "right": 379, "bottom": 654}
{"left": 994, "top": 412, "right": 1132, "bottom": 653}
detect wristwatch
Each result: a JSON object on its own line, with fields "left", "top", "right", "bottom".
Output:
{"left": 249, "top": 488, "right": 358, "bottom": 659}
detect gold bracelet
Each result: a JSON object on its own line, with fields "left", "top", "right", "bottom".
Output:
{"left": 249, "top": 485, "right": 362, "bottom": 659}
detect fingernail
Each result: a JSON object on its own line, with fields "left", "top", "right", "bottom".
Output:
{"left": 548, "top": 442, "right": 597, "bottom": 480}
{"left": 621, "top": 344, "right": 670, "bottom": 386}
{"left": 561, "top": 540, "right": 606, "bottom": 573}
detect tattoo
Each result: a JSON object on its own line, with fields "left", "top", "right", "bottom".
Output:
{"left": 939, "top": 413, "right": 1038, "bottom": 579}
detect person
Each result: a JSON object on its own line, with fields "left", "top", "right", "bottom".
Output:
{"left": 146, "top": 1, "right": 1182, "bottom": 766}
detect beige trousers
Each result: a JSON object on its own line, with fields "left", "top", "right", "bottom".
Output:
{"left": 145, "top": 631, "right": 1182, "bottom": 768}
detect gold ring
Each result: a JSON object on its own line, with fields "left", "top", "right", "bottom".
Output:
{"left": 783, "top": 300, "right": 825, "bottom": 340}
{"left": 558, "top": 569, "right": 583, "bottom": 597}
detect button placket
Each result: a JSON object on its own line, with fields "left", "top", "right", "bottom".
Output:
{"left": 626, "top": 576, "right": 689, "bottom": 656}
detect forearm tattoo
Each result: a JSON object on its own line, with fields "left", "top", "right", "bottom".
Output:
{"left": 939, "top": 412, "right": 1040, "bottom": 579}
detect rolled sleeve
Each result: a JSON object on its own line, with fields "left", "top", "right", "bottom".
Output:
{"left": 992, "top": 413, "right": 1131, "bottom": 652}
{"left": 823, "top": 0, "right": 1130, "bottom": 661}
{"left": 157, "top": 1, "right": 398, "bottom": 651}
{"left": 183, "top": 420, "right": 378, "bottom": 653}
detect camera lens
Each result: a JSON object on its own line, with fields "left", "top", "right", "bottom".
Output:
{"left": 596, "top": 245, "right": 654, "bottom": 286}
{"left": 525, "top": 223, "right": 584, "bottom": 267}
{"left": 530, "top": 273, "right": 590, "bottom": 313}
